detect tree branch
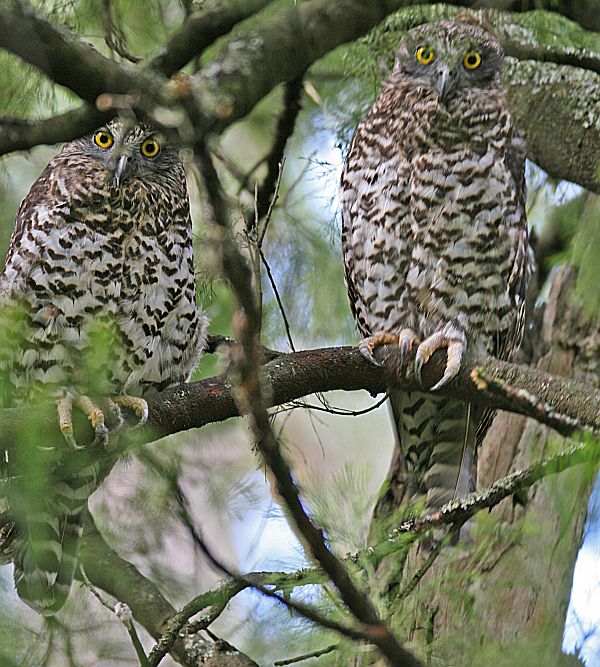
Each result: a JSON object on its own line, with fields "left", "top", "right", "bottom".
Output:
{"left": 196, "top": 135, "right": 419, "bottom": 665}
{"left": 0, "top": 0, "right": 157, "bottom": 104}
{"left": 1, "top": 344, "right": 599, "bottom": 470}
{"left": 0, "top": 106, "right": 109, "bottom": 154}
{"left": 79, "top": 512, "right": 258, "bottom": 667}
{"left": 149, "top": 0, "right": 275, "bottom": 76}
{"left": 78, "top": 512, "right": 191, "bottom": 666}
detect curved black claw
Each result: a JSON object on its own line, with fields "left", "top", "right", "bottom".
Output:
{"left": 91, "top": 421, "right": 110, "bottom": 448}
{"left": 413, "top": 331, "right": 465, "bottom": 390}
{"left": 358, "top": 332, "right": 400, "bottom": 368}
{"left": 414, "top": 353, "right": 425, "bottom": 384}
{"left": 112, "top": 395, "right": 149, "bottom": 427}
{"left": 398, "top": 328, "right": 419, "bottom": 374}
{"left": 359, "top": 343, "right": 384, "bottom": 367}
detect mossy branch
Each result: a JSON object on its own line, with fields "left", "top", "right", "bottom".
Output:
{"left": 0, "top": 2, "right": 598, "bottom": 191}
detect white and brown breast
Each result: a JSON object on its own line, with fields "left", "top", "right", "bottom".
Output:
{"left": 0, "top": 145, "right": 206, "bottom": 405}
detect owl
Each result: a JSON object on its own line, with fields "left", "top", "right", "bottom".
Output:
{"left": 340, "top": 21, "right": 532, "bottom": 515}
{"left": 0, "top": 121, "right": 208, "bottom": 613}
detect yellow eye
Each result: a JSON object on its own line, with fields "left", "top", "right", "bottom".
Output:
{"left": 415, "top": 46, "right": 435, "bottom": 65}
{"left": 94, "top": 131, "right": 114, "bottom": 149}
{"left": 140, "top": 138, "right": 160, "bottom": 158}
{"left": 463, "top": 50, "right": 482, "bottom": 70}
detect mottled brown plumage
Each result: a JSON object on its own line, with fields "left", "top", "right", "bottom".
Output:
{"left": 340, "top": 21, "right": 533, "bottom": 514}
{"left": 0, "top": 121, "right": 208, "bottom": 613}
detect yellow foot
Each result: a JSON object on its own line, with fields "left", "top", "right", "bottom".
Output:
{"left": 414, "top": 327, "right": 466, "bottom": 391}
{"left": 359, "top": 329, "right": 420, "bottom": 369}
{"left": 358, "top": 332, "right": 400, "bottom": 367}
{"left": 111, "top": 395, "right": 148, "bottom": 427}
{"left": 57, "top": 394, "right": 109, "bottom": 450}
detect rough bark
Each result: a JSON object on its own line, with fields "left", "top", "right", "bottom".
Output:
{"left": 0, "top": 2, "right": 599, "bottom": 195}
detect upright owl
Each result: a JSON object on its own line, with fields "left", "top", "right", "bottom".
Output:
{"left": 340, "top": 21, "right": 532, "bottom": 515}
{"left": 0, "top": 121, "right": 208, "bottom": 613}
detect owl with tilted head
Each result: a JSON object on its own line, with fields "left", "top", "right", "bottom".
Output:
{"left": 340, "top": 20, "right": 533, "bottom": 517}
{"left": 0, "top": 120, "right": 208, "bottom": 613}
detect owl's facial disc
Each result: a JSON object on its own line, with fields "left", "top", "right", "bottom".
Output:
{"left": 394, "top": 21, "right": 504, "bottom": 104}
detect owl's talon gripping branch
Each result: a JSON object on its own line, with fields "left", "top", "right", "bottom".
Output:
{"left": 414, "top": 331, "right": 465, "bottom": 391}
{"left": 57, "top": 396, "right": 79, "bottom": 450}
{"left": 57, "top": 394, "right": 109, "bottom": 449}
{"left": 398, "top": 328, "right": 420, "bottom": 368}
{"left": 112, "top": 395, "right": 149, "bottom": 427}
{"left": 358, "top": 332, "right": 400, "bottom": 367}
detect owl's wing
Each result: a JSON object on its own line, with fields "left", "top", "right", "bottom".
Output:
{"left": 498, "top": 131, "right": 534, "bottom": 361}
{"left": 0, "top": 158, "right": 70, "bottom": 299}
{"left": 340, "top": 125, "right": 413, "bottom": 338}
{"left": 477, "top": 132, "right": 533, "bottom": 447}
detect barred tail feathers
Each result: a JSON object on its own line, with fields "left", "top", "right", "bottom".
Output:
{"left": 388, "top": 390, "right": 478, "bottom": 511}
{"left": 14, "top": 511, "right": 82, "bottom": 614}
{"left": 13, "top": 462, "right": 98, "bottom": 615}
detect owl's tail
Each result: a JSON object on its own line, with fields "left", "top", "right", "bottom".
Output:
{"left": 12, "top": 462, "right": 99, "bottom": 615}
{"left": 379, "top": 390, "right": 479, "bottom": 515}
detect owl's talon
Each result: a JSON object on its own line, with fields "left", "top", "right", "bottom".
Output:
{"left": 106, "top": 400, "right": 125, "bottom": 430}
{"left": 414, "top": 353, "right": 424, "bottom": 384}
{"left": 414, "top": 331, "right": 464, "bottom": 390}
{"left": 398, "top": 328, "right": 419, "bottom": 369}
{"left": 61, "top": 426, "right": 82, "bottom": 451}
{"left": 359, "top": 332, "right": 400, "bottom": 367}
{"left": 57, "top": 394, "right": 108, "bottom": 449}
{"left": 58, "top": 396, "right": 82, "bottom": 450}
{"left": 112, "top": 395, "right": 149, "bottom": 427}
{"left": 360, "top": 347, "right": 384, "bottom": 367}
{"left": 91, "top": 421, "right": 109, "bottom": 448}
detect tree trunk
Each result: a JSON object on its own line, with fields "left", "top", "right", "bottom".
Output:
{"left": 369, "top": 265, "right": 598, "bottom": 666}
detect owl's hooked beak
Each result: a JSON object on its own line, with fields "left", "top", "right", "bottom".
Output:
{"left": 433, "top": 65, "right": 455, "bottom": 102}
{"left": 113, "top": 154, "right": 131, "bottom": 187}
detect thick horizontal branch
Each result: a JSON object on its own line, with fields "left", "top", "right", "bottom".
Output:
{"left": 146, "top": 344, "right": 600, "bottom": 441}
{"left": 0, "top": 0, "right": 158, "bottom": 104}
{"left": 1, "top": 344, "right": 598, "bottom": 480}
{"left": 0, "top": 106, "right": 109, "bottom": 154}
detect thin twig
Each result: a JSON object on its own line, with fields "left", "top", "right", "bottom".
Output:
{"left": 258, "top": 157, "right": 286, "bottom": 248}
{"left": 101, "top": 0, "right": 142, "bottom": 63}
{"left": 287, "top": 393, "right": 389, "bottom": 416}
{"left": 247, "top": 77, "right": 304, "bottom": 234}
{"left": 274, "top": 643, "right": 339, "bottom": 665}
{"left": 392, "top": 439, "right": 600, "bottom": 541}
{"left": 260, "top": 247, "right": 296, "bottom": 351}
{"left": 80, "top": 565, "right": 150, "bottom": 667}
{"left": 471, "top": 367, "right": 585, "bottom": 435}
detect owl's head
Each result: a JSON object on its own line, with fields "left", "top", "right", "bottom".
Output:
{"left": 66, "top": 120, "right": 182, "bottom": 187}
{"left": 391, "top": 20, "right": 504, "bottom": 102}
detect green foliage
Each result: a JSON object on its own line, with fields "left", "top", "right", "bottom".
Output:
{"left": 571, "top": 196, "right": 600, "bottom": 315}
{"left": 0, "top": 2, "right": 598, "bottom": 666}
